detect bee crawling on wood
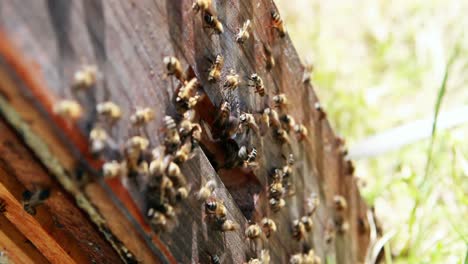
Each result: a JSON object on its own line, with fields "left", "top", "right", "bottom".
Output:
{"left": 314, "top": 102, "right": 327, "bottom": 120}
{"left": 271, "top": 11, "right": 287, "bottom": 38}
{"left": 163, "top": 116, "right": 181, "bottom": 153}
{"left": 175, "top": 77, "right": 200, "bottom": 113}
{"left": 264, "top": 107, "right": 281, "bottom": 129}
{"left": 53, "top": 100, "right": 83, "bottom": 120}
{"left": 173, "top": 140, "right": 193, "bottom": 164}
{"left": 247, "top": 249, "right": 270, "bottom": 264}
{"left": 261, "top": 218, "right": 277, "bottom": 238}
{"left": 204, "top": 198, "right": 227, "bottom": 223}
{"left": 102, "top": 160, "right": 123, "bottom": 178}
{"left": 178, "top": 112, "right": 202, "bottom": 141}
{"left": 224, "top": 69, "right": 240, "bottom": 90}
{"left": 213, "top": 101, "right": 239, "bottom": 139}
{"left": 221, "top": 219, "right": 239, "bottom": 232}
{"left": 245, "top": 222, "right": 262, "bottom": 240}
{"left": 238, "top": 112, "right": 260, "bottom": 135}
{"left": 196, "top": 180, "right": 217, "bottom": 201}
{"left": 208, "top": 54, "right": 224, "bottom": 83}
{"left": 302, "top": 62, "right": 314, "bottom": 84}
{"left": 274, "top": 128, "right": 290, "bottom": 145}
{"left": 294, "top": 124, "right": 308, "bottom": 142}
{"left": 263, "top": 43, "right": 275, "bottom": 71}
{"left": 192, "top": 0, "right": 211, "bottom": 13}
{"left": 268, "top": 177, "right": 285, "bottom": 200}
{"left": 96, "top": 101, "right": 122, "bottom": 123}
{"left": 282, "top": 154, "right": 294, "bottom": 178}
{"left": 248, "top": 73, "right": 265, "bottom": 96}
{"left": 238, "top": 146, "right": 258, "bottom": 168}
{"left": 166, "top": 161, "right": 187, "bottom": 187}
{"left": 203, "top": 11, "right": 223, "bottom": 35}
{"left": 147, "top": 208, "right": 168, "bottom": 233}
{"left": 163, "top": 56, "right": 185, "bottom": 82}
{"left": 291, "top": 219, "right": 306, "bottom": 241}
{"left": 236, "top": 19, "right": 251, "bottom": 44}
{"left": 280, "top": 114, "right": 296, "bottom": 132}
{"left": 22, "top": 188, "right": 50, "bottom": 215}
{"left": 124, "top": 136, "right": 150, "bottom": 177}
{"left": 89, "top": 126, "right": 109, "bottom": 155}
{"left": 333, "top": 195, "right": 347, "bottom": 211}
{"left": 301, "top": 215, "right": 313, "bottom": 232}
{"left": 272, "top": 93, "right": 288, "bottom": 110}
{"left": 71, "top": 64, "right": 99, "bottom": 90}
{"left": 269, "top": 197, "right": 285, "bottom": 212}
{"left": 130, "top": 107, "right": 155, "bottom": 127}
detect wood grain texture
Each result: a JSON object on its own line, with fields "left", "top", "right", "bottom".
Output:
{"left": 0, "top": 0, "right": 371, "bottom": 263}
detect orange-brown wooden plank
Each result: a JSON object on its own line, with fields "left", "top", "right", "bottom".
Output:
{"left": 0, "top": 214, "right": 49, "bottom": 264}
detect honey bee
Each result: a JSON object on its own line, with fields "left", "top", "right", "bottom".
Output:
{"left": 203, "top": 12, "right": 223, "bottom": 34}
{"left": 239, "top": 113, "right": 260, "bottom": 135}
{"left": 205, "top": 198, "right": 227, "bottom": 221}
{"left": 149, "top": 153, "right": 167, "bottom": 178}
{"left": 174, "top": 140, "right": 193, "bottom": 164}
{"left": 274, "top": 128, "right": 290, "bottom": 145}
{"left": 53, "top": 100, "right": 83, "bottom": 120}
{"left": 282, "top": 154, "right": 294, "bottom": 178}
{"left": 294, "top": 124, "right": 308, "bottom": 141}
{"left": 271, "top": 11, "right": 286, "bottom": 38}
{"left": 102, "top": 161, "right": 123, "bottom": 178}
{"left": 268, "top": 178, "right": 284, "bottom": 200}
{"left": 236, "top": 19, "right": 251, "bottom": 44}
{"left": 163, "top": 116, "right": 181, "bottom": 152}
{"left": 125, "top": 136, "right": 150, "bottom": 176}
{"left": 221, "top": 219, "right": 239, "bottom": 232}
{"left": 301, "top": 216, "right": 313, "bottom": 232}
{"left": 289, "top": 254, "right": 303, "bottom": 264}
{"left": 130, "top": 107, "right": 155, "bottom": 127}
{"left": 224, "top": 69, "right": 240, "bottom": 90}
{"left": 166, "top": 161, "right": 187, "bottom": 187}
{"left": 314, "top": 102, "right": 326, "bottom": 120}
{"left": 238, "top": 146, "right": 258, "bottom": 168}
{"left": 72, "top": 65, "right": 98, "bottom": 90}
{"left": 336, "top": 220, "right": 349, "bottom": 234}
{"left": 248, "top": 73, "right": 265, "bottom": 96}
{"left": 263, "top": 108, "right": 281, "bottom": 128}
{"left": 248, "top": 250, "right": 270, "bottom": 264}
{"left": 22, "top": 189, "right": 50, "bottom": 215}
{"left": 269, "top": 197, "right": 285, "bottom": 212}
{"left": 147, "top": 209, "right": 168, "bottom": 233}
{"left": 214, "top": 102, "right": 239, "bottom": 139}
{"left": 163, "top": 56, "right": 185, "bottom": 82}
{"left": 344, "top": 158, "right": 355, "bottom": 175}
{"left": 302, "top": 249, "right": 318, "bottom": 264}
{"left": 89, "top": 126, "right": 108, "bottom": 155}
{"left": 245, "top": 222, "right": 262, "bottom": 240}
{"left": 292, "top": 219, "right": 306, "bottom": 241}
{"left": 208, "top": 54, "right": 224, "bottom": 83}
{"left": 176, "top": 187, "right": 189, "bottom": 201}
{"left": 177, "top": 77, "right": 199, "bottom": 101}
{"left": 302, "top": 62, "right": 314, "bottom": 84}
{"left": 280, "top": 114, "right": 296, "bottom": 132}
{"left": 333, "top": 195, "right": 347, "bottom": 211}
{"left": 272, "top": 93, "right": 288, "bottom": 110}
{"left": 196, "top": 180, "right": 217, "bottom": 201}
{"left": 306, "top": 193, "right": 320, "bottom": 216}
{"left": 261, "top": 217, "right": 277, "bottom": 238}
{"left": 192, "top": 0, "right": 211, "bottom": 13}
{"left": 263, "top": 43, "right": 275, "bottom": 71}
{"left": 179, "top": 117, "right": 202, "bottom": 140}
{"left": 96, "top": 101, "right": 122, "bottom": 123}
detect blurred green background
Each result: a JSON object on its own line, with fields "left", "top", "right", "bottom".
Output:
{"left": 276, "top": 0, "right": 468, "bottom": 263}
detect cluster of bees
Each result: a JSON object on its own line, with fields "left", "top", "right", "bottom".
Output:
{"left": 50, "top": 0, "right": 353, "bottom": 262}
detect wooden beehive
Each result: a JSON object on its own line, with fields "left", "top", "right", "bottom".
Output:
{"left": 0, "top": 0, "right": 371, "bottom": 263}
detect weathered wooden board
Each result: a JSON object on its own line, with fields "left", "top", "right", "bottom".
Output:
{"left": 0, "top": 0, "right": 371, "bottom": 263}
